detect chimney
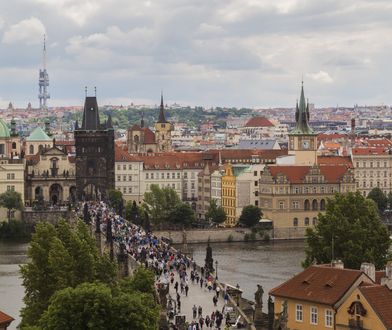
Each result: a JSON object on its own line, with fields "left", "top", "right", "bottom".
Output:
{"left": 360, "top": 262, "right": 375, "bottom": 282}
{"left": 332, "top": 260, "right": 344, "bottom": 269}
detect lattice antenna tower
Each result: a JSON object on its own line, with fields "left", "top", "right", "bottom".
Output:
{"left": 38, "top": 34, "right": 50, "bottom": 111}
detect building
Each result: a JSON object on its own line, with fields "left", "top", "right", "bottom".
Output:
{"left": 270, "top": 263, "right": 374, "bottom": 330}
{"left": 197, "top": 163, "right": 218, "bottom": 220}
{"left": 25, "top": 126, "right": 52, "bottom": 156}
{"left": 352, "top": 147, "right": 392, "bottom": 197}
{"left": 0, "top": 310, "right": 14, "bottom": 330}
{"left": 236, "top": 139, "right": 281, "bottom": 150}
{"left": 154, "top": 93, "right": 173, "bottom": 152}
{"left": 288, "top": 82, "right": 318, "bottom": 166}
{"left": 240, "top": 117, "right": 275, "bottom": 139}
{"left": 211, "top": 169, "right": 223, "bottom": 207}
{"left": 25, "top": 142, "right": 76, "bottom": 205}
{"left": 74, "top": 96, "right": 115, "bottom": 200}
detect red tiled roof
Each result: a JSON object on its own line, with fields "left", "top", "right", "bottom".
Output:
{"left": 268, "top": 164, "right": 351, "bottom": 183}
{"left": 270, "top": 265, "right": 365, "bottom": 306}
{"left": 0, "top": 310, "right": 14, "bottom": 326}
{"left": 375, "top": 271, "right": 386, "bottom": 284}
{"left": 352, "top": 148, "right": 388, "bottom": 155}
{"left": 143, "top": 128, "right": 156, "bottom": 144}
{"left": 359, "top": 284, "right": 392, "bottom": 329}
{"left": 245, "top": 117, "right": 274, "bottom": 128}
{"left": 317, "top": 156, "right": 353, "bottom": 168}
{"left": 318, "top": 133, "right": 348, "bottom": 140}
{"left": 366, "top": 139, "right": 392, "bottom": 147}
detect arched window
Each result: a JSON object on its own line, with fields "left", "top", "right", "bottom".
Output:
{"left": 312, "top": 199, "right": 318, "bottom": 211}
{"left": 320, "top": 199, "right": 326, "bottom": 211}
{"left": 293, "top": 218, "right": 298, "bottom": 227}
{"left": 38, "top": 145, "right": 43, "bottom": 152}
{"left": 12, "top": 142, "right": 16, "bottom": 149}
{"left": 304, "top": 199, "right": 310, "bottom": 210}
{"left": 29, "top": 145, "right": 34, "bottom": 155}
{"left": 312, "top": 217, "right": 317, "bottom": 226}
{"left": 304, "top": 217, "right": 309, "bottom": 226}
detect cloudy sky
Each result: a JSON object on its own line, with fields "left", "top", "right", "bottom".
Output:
{"left": 0, "top": 0, "right": 391, "bottom": 108}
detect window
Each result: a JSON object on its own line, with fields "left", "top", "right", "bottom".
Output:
{"left": 254, "top": 181, "right": 258, "bottom": 187}
{"left": 146, "top": 173, "right": 149, "bottom": 179}
{"left": 295, "top": 304, "right": 303, "bottom": 322}
{"left": 151, "top": 173, "right": 154, "bottom": 179}
{"left": 117, "top": 165, "right": 121, "bottom": 170}
{"left": 191, "top": 182, "right": 195, "bottom": 189}
{"left": 325, "top": 310, "right": 333, "bottom": 328}
{"left": 305, "top": 217, "right": 309, "bottom": 226}
{"left": 293, "top": 218, "right": 298, "bottom": 226}
{"left": 123, "top": 175, "right": 126, "bottom": 181}
{"left": 128, "top": 164, "right": 132, "bottom": 170}
{"left": 123, "top": 164, "right": 126, "bottom": 170}
{"left": 172, "top": 173, "right": 175, "bottom": 179}
{"left": 292, "top": 201, "right": 299, "bottom": 209}
{"left": 128, "top": 187, "right": 132, "bottom": 193}
{"left": 279, "top": 201, "right": 285, "bottom": 209}
{"left": 312, "top": 217, "right": 317, "bottom": 225}
{"left": 310, "top": 306, "right": 318, "bottom": 325}
{"left": 177, "top": 173, "right": 180, "bottom": 179}
{"left": 128, "top": 175, "right": 132, "bottom": 181}
{"left": 254, "top": 171, "right": 258, "bottom": 176}
{"left": 161, "top": 173, "right": 164, "bottom": 179}
{"left": 255, "top": 200, "right": 259, "bottom": 206}
{"left": 167, "top": 173, "right": 170, "bottom": 179}
{"left": 29, "top": 144, "right": 34, "bottom": 155}
{"left": 117, "top": 175, "right": 121, "bottom": 181}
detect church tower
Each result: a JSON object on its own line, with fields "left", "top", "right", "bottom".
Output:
{"left": 154, "top": 92, "right": 172, "bottom": 152}
{"left": 74, "top": 94, "right": 115, "bottom": 200}
{"left": 288, "top": 82, "right": 317, "bottom": 165}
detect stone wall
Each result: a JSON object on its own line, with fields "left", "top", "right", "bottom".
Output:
{"left": 22, "top": 209, "right": 70, "bottom": 227}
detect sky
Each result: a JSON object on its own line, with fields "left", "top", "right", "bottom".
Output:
{"left": 0, "top": 0, "right": 392, "bottom": 109}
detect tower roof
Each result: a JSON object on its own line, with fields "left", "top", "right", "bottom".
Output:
{"left": 157, "top": 92, "right": 168, "bottom": 123}
{"left": 26, "top": 126, "right": 51, "bottom": 141}
{"left": 81, "top": 96, "right": 101, "bottom": 130}
{"left": 290, "top": 82, "right": 315, "bottom": 135}
{"left": 0, "top": 118, "right": 10, "bottom": 138}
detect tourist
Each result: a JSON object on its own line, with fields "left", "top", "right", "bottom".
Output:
{"left": 224, "top": 292, "right": 229, "bottom": 305}
{"left": 185, "top": 284, "right": 189, "bottom": 296}
{"left": 200, "top": 277, "right": 204, "bottom": 288}
{"left": 205, "top": 315, "right": 210, "bottom": 328}
{"left": 192, "top": 305, "right": 197, "bottom": 319}
{"left": 198, "top": 305, "right": 203, "bottom": 318}
{"left": 174, "top": 281, "right": 179, "bottom": 293}
{"left": 199, "top": 316, "right": 204, "bottom": 329}
{"left": 213, "top": 295, "right": 218, "bottom": 307}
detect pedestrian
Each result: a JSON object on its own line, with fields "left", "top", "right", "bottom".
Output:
{"left": 198, "top": 305, "right": 203, "bottom": 318}
{"left": 213, "top": 295, "right": 218, "bottom": 307}
{"left": 192, "top": 305, "right": 197, "bottom": 319}
{"left": 185, "top": 284, "right": 189, "bottom": 296}
{"left": 205, "top": 315, "right": 210, "bottom": 328}
{"left": 216, "top": 285, "right": 220, "bottom": 298}
{"left": 180, "top": 282, "right": 184, "bottom": 294}
{"left": 224, "top": 292, "right": 229, "bottom": 305}
{"left": 200, "top": 278, "right": 204, "bottom": 288}
{"left": 174, "top": 281, "right": 179, "bottom": 293}
{"left": 177, "top": 292, "right": 181, "bottom": 304}
{"left": 199, "top": 316, "right": 204, "bottom": 329}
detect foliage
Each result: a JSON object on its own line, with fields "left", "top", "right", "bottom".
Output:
{"left": 20, "top": 220, "right": 117, "bottom": 328}
{"left": 367, "top": 187, "right": 388, "bottom": 212}
{"left": 108, "top": 189, "right": 124, "bottom": 214}
{"left": 206, "top": 199, "right": 227, "bottom": 224}
{"left": 239, "top": 205, "right": 262, "bottom": 227}
{"left": 0, "top": 190, "right": 24, "bottom": 221}
{"left": 117, "top": 267, "right": 156, "bottom": 296}
{"left": 169, "top": 203, "right": 196, "bottom": 228}
{"left": 303, "top": 192, "right": 391, "bottom": 270}
{"left": 0, "top": 219, "right": 31, "bottom": 240}
{"left": 142, "top": 184, "right": 181, "bottom": 226}
{"left": 38, "top": 279, "right": 159, "bottom": 330}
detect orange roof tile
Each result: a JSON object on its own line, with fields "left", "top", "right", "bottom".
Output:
{"left": 270, "top": 265, "right": 365, "bottom": 306}
{"left": 245, "top": 117, "right": 274, "bottom": 128}
{"left": 0, "top": 310, "right": 14, "bottom": 326}
{"left": 359, "top": 284, "right": 392, "bottom": 329}
{"left": 352, "top": 148, "right": 388, "bottom": 155}
{"left": 366, "top": 139, "right": 392, "bottom": 147}
{"left": 317, "top": 156, "right": 353, "bottom": 168}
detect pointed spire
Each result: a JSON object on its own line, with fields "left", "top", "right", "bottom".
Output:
{"left": 107, "top": 114, "right": 113, "bottom": 129}
{"left": 75, "top": 120, "right": 79, "bottom": 130}
{"left": 290, "top": 81, "right": 314, "bottom": 135}
{"left": 157, "top": 91, "right": 168, "bottom": 123}
{"left": 141, "top": 111, "right": 145, "bottom": 128}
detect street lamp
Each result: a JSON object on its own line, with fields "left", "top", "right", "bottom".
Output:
{"left": 215, "top": 260, "right": 218, "bottom": 280}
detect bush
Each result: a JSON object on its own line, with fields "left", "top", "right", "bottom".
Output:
{"left": 227, "top": 234, "right": 234, "bottom": 242}
{"left": 0, "top": 220, "right": 31, "bottom": 240}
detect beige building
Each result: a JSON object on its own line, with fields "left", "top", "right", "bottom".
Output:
{"left": 25, "top": 126, "right": 52, "bottom": 156}
{"left": 25, "top": 144, "right": 76, "bottom": 205}
{"left": 351, "top": 147, "right": 392, "bottom": 197}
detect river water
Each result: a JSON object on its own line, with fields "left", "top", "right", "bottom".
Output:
{"left": 0, "top": 240, "right": 304, "bottom": 329}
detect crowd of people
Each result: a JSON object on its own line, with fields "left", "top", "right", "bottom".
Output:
{"left": 82, "top": 201, "right": 234, "bottom": 329}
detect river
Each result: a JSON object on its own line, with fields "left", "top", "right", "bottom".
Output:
{"left": 0, "top": 240, "right": 304, "bottom": 329}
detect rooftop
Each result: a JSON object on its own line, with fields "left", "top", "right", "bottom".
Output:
{"left": 244, "top": 117, "right": 274, "bottom": 128}
{"left": 26, "top": 126, "right": 51, "bottom": 141}
{"left": 0, "top": 310, "right": 14, "bottom": 327}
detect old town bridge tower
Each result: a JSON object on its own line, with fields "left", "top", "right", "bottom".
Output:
{"left": 75, "top": 95, "right": 115, "bottom": 200}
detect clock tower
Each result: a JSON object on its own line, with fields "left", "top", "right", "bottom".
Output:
{"left": 288, "top": 82, "right": 317, "bottom": 165}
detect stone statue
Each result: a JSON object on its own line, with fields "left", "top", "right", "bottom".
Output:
{"left": 95, "top": 209, "right": 101, "bottom": 234}
{"left": 255, "top": 284, "right": 264, "bottom": 307}
{"left": 106, "top": 218, "right": 113, "bottom": 243}
{"left": 268, "top": 296, "right": 274, "bottom": 330}
{"left": 83, "top": 203, "right": 90, "bottom": 224}
{"left": 205, "top": 241, "right": 214, "bottom": 274}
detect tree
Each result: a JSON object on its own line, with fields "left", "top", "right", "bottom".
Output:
{"left": 367, "top": 187, "right": 387, "bottom": 212}
{"left": 142, "top": 184, "right": 181, "bottom": 226}
{"left": 239, "top": 205, "right": 262, "bottom": 227}
{"left": 0, "top": 190, "right": 24, "bottom": 222}
{"left": 169, "top": 203, "right": 196, "bottom": 228}
{"left": 125, "top": 200, "right": 141, "bottom": 225}
{"left": 20, "top": 220, "right": 116, "bottom": 328}
{"left": 206, "top": 199, "right": 227, "bottom": 224}
{"left": 303, "top": 192, "right": 391, "bottom": 270}
{"left": 108, "top": 189, "right": 123, "bottom": 214}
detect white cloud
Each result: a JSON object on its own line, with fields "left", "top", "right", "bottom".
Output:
{"left": 2, "top": 17, "right": 45, "bottom": 45}
{"left": 306, "top": 71, "right": 333, "bottom": 83}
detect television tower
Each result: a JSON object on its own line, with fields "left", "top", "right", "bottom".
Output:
{"left": 38, "top": 34, "right": 50, "bottom": 110}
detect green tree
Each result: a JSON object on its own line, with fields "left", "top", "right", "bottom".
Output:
{"left": 0, "top": 190, "right": 24, "bottom": 222}
{"left": 239, "top": 205, "right": 262, "bottom": 227}
{"left": 303, "top": 192, "right": 391, "bottom": 270}
{"left": 20, "top": 220, "right": 116, "bottom": 328}
{"left": 388, "top": 192, "right": 392, "bottom": 210}
{"left": 108, "top": 189, "right": 124, "bottom": 214}
{"left": 367, "top": 187, "right": 387, "bottom": 212}
{"left": 206, "top": 199, "right": 227, "bottom": 224}
{"left": 142, "top": 184, "right": 181, "bottom": 226}
{"left": 125, "top": 200, "right": 142, "bottom": 225}
{"left": 169, "top": 203, "right": 196, "bottom": 228}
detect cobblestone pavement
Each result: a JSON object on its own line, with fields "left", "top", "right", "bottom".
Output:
{"left": 163, "top": 270, "right": 229, "bottom": 329}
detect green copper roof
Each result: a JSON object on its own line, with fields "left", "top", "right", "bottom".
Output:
{"left": 0, "top": 118, "right": 10, "bottom": 138}
{"left": 26, "top": 126, "right": 51, "bottom": 141}
{"left": 232, "top": 165, "right": 250, "bottom": 177}
{"left": 290, "top": 82, "right": 315, "bottom": 135}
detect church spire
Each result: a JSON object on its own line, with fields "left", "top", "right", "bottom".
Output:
{"left": 290, "top": 81, "right": 314, "bottom": 135}
{"left": 157, "top": 91, "right": 168, "bottom": 123}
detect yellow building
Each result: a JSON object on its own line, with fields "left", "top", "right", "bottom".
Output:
{"left": 336, "top": 284, "right": 392, "bottom": 330}
{"left": 270, "top": 264, "right": 373, "bottom": 330}
{"left": 222, "top": 164, "right": 236, "bottom": 226}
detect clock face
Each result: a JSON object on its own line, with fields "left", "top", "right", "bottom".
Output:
{"left": 303, "top": 140, "right": 310, "bottom": 149}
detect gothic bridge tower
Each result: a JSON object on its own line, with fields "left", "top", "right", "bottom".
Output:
{"left": 154, "top": 92, "right": 172, "bottom": 152}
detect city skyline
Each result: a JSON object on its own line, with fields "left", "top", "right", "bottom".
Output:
{"left": 0, "top": 0, "right": 392, "bottom": 108}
